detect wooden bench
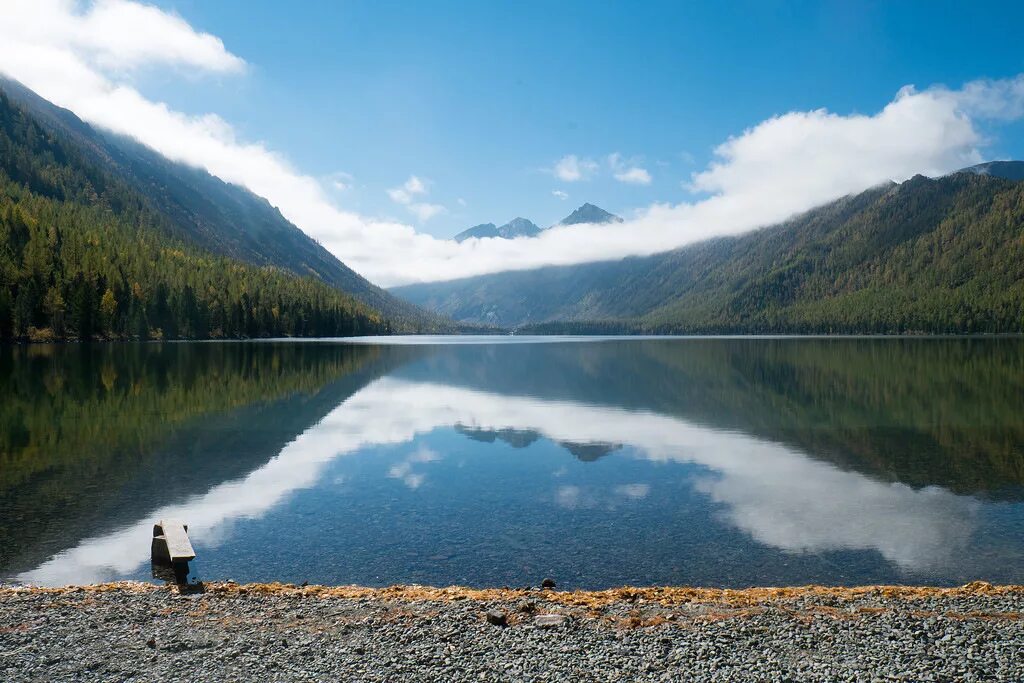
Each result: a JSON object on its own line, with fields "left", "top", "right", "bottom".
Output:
{"left": 151, "top": 519, "right": 196, "bottom": 565}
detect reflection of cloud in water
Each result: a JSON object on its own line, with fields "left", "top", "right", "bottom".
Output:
{"left": 22, "top": 378, "right": 979, "bottom": 584}
{"left": 556, "top": 485, "right": 583, "bottom": 508}
{"left": 615, "top": 484, "right": 651, "bottom": 500}
{"left": 388, "top": 444, "right": 441, "bottom": 489}
{"left": 555, "top": 483, "right": 652, "bottom": 509}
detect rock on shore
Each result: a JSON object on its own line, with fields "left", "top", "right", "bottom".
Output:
{"left": 1, "top": 582, "right": 1021, "bottom": 682}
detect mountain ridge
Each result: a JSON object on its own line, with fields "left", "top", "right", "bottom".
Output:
{"left": 393, "top": 170, "right": 1024, "bottom": 333}
{"left": 451, "top": 204, "right": 621, "bottom": 242}
{"left": 0, "top": 77, "right": 443, "bottom": 332}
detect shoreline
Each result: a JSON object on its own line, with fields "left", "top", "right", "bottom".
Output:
{"left": 4, "top": 578, "right": 1023, "bottom": 601}
{"left": 3, "top": 581, "right": 1022, "bottom": 681}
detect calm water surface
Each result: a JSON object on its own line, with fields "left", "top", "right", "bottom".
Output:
{"left": 2, "top": 336, "right": 1023, "bottom": 588}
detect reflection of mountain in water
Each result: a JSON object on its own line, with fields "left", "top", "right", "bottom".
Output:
{"left": 454, "top": 424, "right": 619, "bottom": 461}
{"left": 15, "top": 338, "right": 1024, "bottom": 586}
{"left": 0, "top": 342, "right": 429, "bottom": 576}
{"left": 557, "top": 441, "right": 621, "bottom": 462}
{"left": 396, "top": 339, "right": 1024, "bottom": 497}
{"left": 455, "top": 425, "right": 540, "bottom": 449}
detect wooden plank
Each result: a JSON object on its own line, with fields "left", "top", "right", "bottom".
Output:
{"left": 158, "top": 519, "right": 195, "bottom": 562}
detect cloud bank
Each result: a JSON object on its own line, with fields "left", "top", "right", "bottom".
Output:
{"left": 0, "top": 1, "right": 1022, "bottom": 287}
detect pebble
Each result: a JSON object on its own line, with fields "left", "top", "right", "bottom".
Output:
{"left": 534, "top": 614, "right": 569, "bottom": 629}
{"left": 0, "top": 585, "right": 1021, "bottom": 682}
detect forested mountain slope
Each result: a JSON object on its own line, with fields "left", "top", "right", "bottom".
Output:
{"left": 391, "top": 172, "right": 1024, "bottom": 334}
{"left": 0, "top": 86, "right": 387, "bottom": 341}
{"left": 0, "top": 78, "right": 442, "bottom": 332}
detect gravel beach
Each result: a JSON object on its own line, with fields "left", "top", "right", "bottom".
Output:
{"left": 1, "top": 581, "right": 1021, "bottom": 682}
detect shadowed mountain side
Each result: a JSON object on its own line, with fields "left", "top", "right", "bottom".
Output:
{"left": 393, "top": 173, "right": 1024, "bottom": 333}
{"left": 392, "top": 339, "right": 1024, "bottom": 496}
{"left": 0, "top": 78, "right": 444, "bottom": 332}
{"left": 0, "top": 342, "right": 433, "bottom": 575}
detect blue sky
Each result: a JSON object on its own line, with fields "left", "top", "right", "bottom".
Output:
{"left": 138, "top": 0, "right": 1024, "bottom": 238}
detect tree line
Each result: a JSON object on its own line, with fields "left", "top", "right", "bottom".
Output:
{"left": 0, "top": 89, "right": 389, "bottom": 342}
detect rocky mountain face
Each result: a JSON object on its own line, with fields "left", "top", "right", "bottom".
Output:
{"left": 452, "top": 205, "right": 620, "bottom": 242}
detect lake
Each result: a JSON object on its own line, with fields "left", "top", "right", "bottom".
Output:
{"left": 2, "top": 336, "right": 1023, "bottom": 589}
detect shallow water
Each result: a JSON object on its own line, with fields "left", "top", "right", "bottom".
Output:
{"left": 2, "top": 336, "right": 1023, "bottom": 588}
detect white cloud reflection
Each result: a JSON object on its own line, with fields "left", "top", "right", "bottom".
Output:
{"left": 21, "top": 379, "right": 980, "bottom": 585}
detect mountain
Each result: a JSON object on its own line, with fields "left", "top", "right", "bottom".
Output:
{"left": 961, "top": 160, "right": 1024, "bottom": 181}
{"left": 0, "top": 81, "right": 403, "bottom": 340}
{"left": 453, "top": 223, "right": 497, "bottom": 242}
{"left": 453, "top": 217, "right": 542, "bottom": 242}
{"left": 0, "top": 77, "right": 442, "bottom": 332}
{"left": 558, "top": 202, "right": 624, "bottom": 226}
{"left": 392, "top": 170, "right": 1024, "bottom": 333}
{"left": 451, "top": 205, "right": 619, "bottom": 242}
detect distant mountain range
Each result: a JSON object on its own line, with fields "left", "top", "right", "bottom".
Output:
{"left": 452, "top": 203, "right": 622, "bottom": 242}
{"left": 454, "top": 217, "right": 542, "bottom": 242}
{"left": 393, "top": 163, "right": 1024, "bottom": 334}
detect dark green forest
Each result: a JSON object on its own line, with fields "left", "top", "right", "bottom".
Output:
{"left": 0, "top": 89, "right": 390, "bottom": 342}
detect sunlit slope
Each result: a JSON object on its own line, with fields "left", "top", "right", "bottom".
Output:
{"left": 0, "top": 78, "right": 445, "bottom": 332}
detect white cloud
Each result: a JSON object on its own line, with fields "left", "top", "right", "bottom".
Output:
{"left": 550, "top": 154, "right": 599, "bottom": 182}
{"left": 609, "top": 153, "right": 652, "bottom": 185}
{"left": 1, "top": 1, "right": 1022, "bottom": 288}
{"left": 614, "top": 167, "right": 652, "bottom": 185}
{"left": 327, "top": 171, "right": 353, "bottom": 191}
{"left": 2, "top": 0, "right": 244, "bottom": 76}
{"left": 552, "top": 189, "right": 569, "bottom": 200}
{"left": 953, "top": 78, "right": 1024, "bottom": 120}
{"left": 407, "top": 202, "right": 446, "bottom": 222}
{"left": 387, "top": 175, "right": 445, "bottom": 222}
{"left": 386, "top": 175, "right": 428, "bottom": 205}
{"left": 610, "top": 167, "right": 651, "bottom": 185}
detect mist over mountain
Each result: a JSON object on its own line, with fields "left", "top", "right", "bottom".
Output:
{"left": 452, "top": 205, "right": 621, "bottom": 242}
{"left": 960, "top": 160, "right": 1024, "bottom": 182}
{"left": 393, "top": 169, "right": 1024, "bottom": 334}
{"left": 453, "top": 217, "right": 542, "bottom": 242}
